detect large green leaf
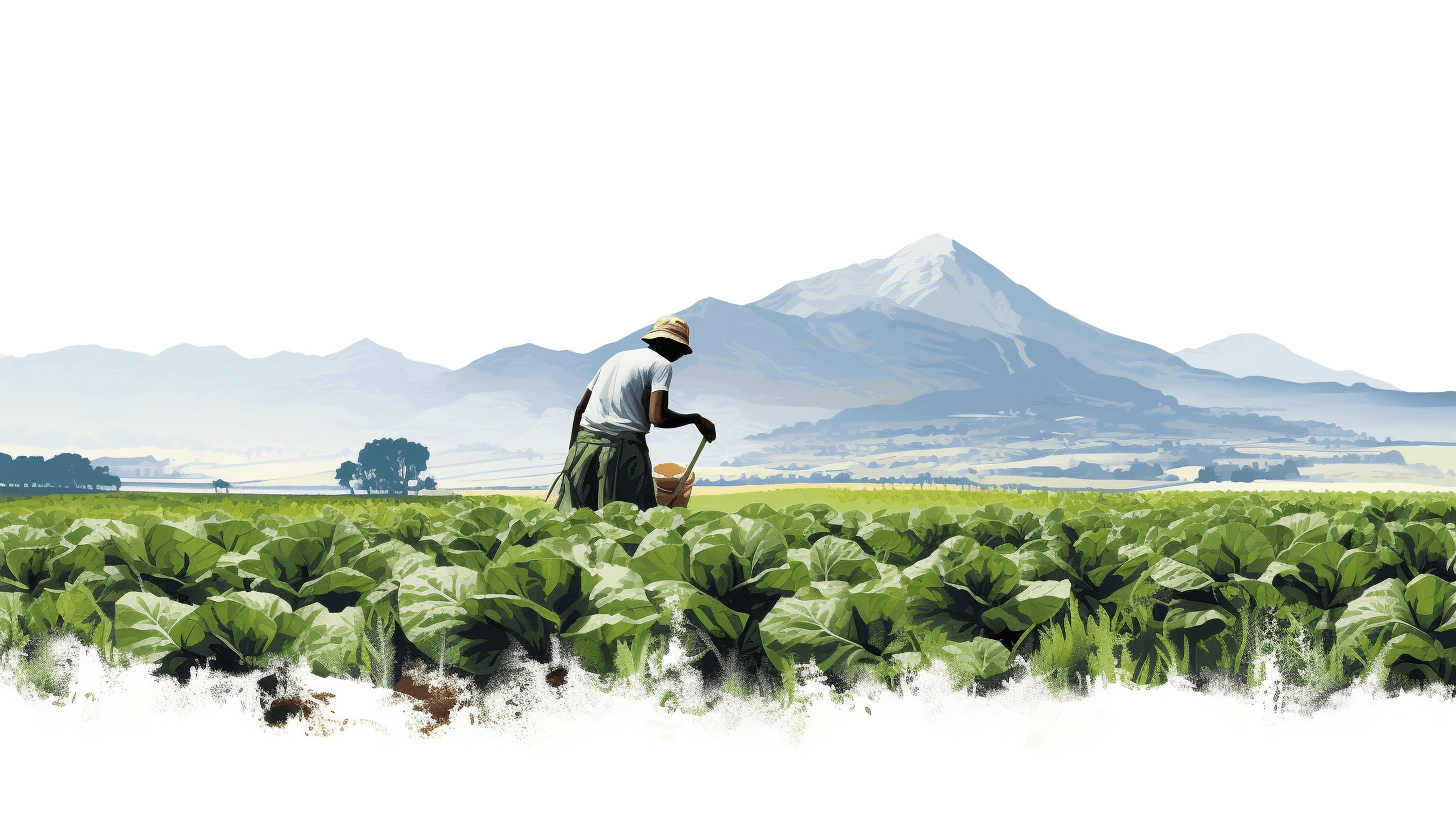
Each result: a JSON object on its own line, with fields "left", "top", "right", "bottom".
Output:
{"left": 644, "top": 580, "right": 748, "bottom": 641}
{"left": 629, "top": 529, "right": 691, "bottom": 583}
{"left": 22, "top": 588, "right": 63, "bottom": 635}
{"left": 562, "top": 563, "right": 664, "bottom": 672}
{"left": 904, "top": 536, "right": 1067, "bottom": 638}
{"left": 499, "top": 544, "right": 585, "bottom": 626}
{"left": 1, "top": 540, "right": 53, "bottom": 593}
{"left": 1162, "top": 600, "right": 1234, "bottom": 643}
{"left": 1406, "top": 573, "right": 1456, "bottom": 632}
{"left": 289, "top": 603, "right": 368, "bottom": 676}
{"left": 0, "top": 593, "right": 28, "bottom": 646}
{"left": 1262, "top": 541, "right": 1382, "bottom": 611}
{"left": 760, "top": 579, "right": 905, "bottom": 678}
{"left": 281, "top": 519, "right": 367, "bottom": 562}
{"left": 1260, "top": 512, "right": 1331, "bottom": 557}
{"left": 894, "top": 637, "right": 1014, "bottom": 685}
{"left": 346, "top": 545, "right": 395, "bottom": 583}
{"left": 397, "top": 563, "right": 487, "bottom": 657}
{"left": 1195, "top": 523, "right": 1275, "bottom": 579}
{"left": 199, "top": 519, "right": 267, "bottom": 553}
{"left": 1026, "top": 529, "right": 1152, "bottom": 612}
{"left": 982, "top": 580, "right": 1073, "bottom": 634}
{"left": 395, "top": 564, "right": 517, "bottom": 675}
{"left": 580, "top": 563, "right": 656, "bottom": 619}
{"left": 298, "top": 567, "right": 379, "bottom": 611}
{"left": 539, "top": 534, "right": 631, "bottom": 571}
{"left": 1149, "top": 558, "right": 1216, "bottom": 592}
{"left": 117, "top": 521, "right": 226, "bottom": 581}
{"left": 856, "top": 518, "right": 936, "bottom": 567}
{"left": 799, "top": 535, "right": 880, "bottom": 585}
{"left": 906, "top": 538, "right": 1001, "bottom": 603}
{"left": 462, "top": 593, "right": 560, "bottom": 661}
{"left": 1387, "top": 521, "right": 1456, "bottom": 580}
{"left": 1335, "top": 576, "right": 1456, "bottom": 680}
{"left": 114, "top": 592, "right": 204, "bottom": 664}
{"left": 252, "top": 536, "right": 330, "bottom": 587}
{"left": 634, "top": 517, "right": 802, "bottom": 632}
{"left": 193, "top": 591, "right": 304, "bottom": 659}
{"left": 55, "top": 581, "right": 113, "bottom": 646}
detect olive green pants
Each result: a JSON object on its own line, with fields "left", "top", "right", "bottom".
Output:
{"left": 556, "top": 430, "right": 655, "bottom": 512}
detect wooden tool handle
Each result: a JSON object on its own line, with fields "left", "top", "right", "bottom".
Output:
{"left": 667, "top": 435, "right": 709, "bottom": 508}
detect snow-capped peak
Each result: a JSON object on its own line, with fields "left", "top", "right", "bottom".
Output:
{"left": 754, "top": 234, "right": 1030, "bottom": 338}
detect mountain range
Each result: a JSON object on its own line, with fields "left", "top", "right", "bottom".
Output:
{"left": 4, "top": 234, "right": 1454, "bottom": 486}
{"left": 1174, "top": 334, "right": 1398, "bottom": 390}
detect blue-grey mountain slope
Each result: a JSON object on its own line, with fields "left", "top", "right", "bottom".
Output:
{"left": 753, "top": 234, "right": 1456, "bottom": 440}
{"left": 756, "top": 234, "right": 1197, "bottom": 386}
{"left": 1175, "top": 334, "right": 1398, "bottom": 390}
{"left": 451, "top": 296, "right": 1169, "bottom": 413}
{"left": 0, "top": 341, "right": 457, "bottom": 459}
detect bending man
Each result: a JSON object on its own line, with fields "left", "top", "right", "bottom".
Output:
{"left": 557, "top": 315, "right": 716, "bottom": 511}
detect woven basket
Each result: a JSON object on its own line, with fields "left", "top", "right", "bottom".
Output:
{"left": 652, "top": 463, "right": 696, "bottom": 508}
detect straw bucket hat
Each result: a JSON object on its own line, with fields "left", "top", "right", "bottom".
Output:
{"left": 641, "top": 315, "right": 692, "bottom": 354}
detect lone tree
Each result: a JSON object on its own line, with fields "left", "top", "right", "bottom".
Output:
{"left": 335, "top": 461, "right": 360, "bottom": 495}
{"left": 352, "top": 438, "right": 431, "bottom": 495}
{"left": 212, "top": 479, "right": 231, "bottom": 493}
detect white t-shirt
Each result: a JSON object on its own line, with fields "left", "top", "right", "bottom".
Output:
{"left": 580, "top": 347, "right": 674, "bottom": 435}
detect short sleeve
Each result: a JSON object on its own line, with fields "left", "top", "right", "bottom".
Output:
{"left": 650, "top": 360, "right": 672, "bottom": 392}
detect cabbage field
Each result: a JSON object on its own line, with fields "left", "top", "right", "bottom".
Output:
{"left": 3, "top": 489, "right": 1456, "bottom": 698}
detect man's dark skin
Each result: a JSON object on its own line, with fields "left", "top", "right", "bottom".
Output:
{"left": 569, "top": 337, "right": 717, "bottom": 447}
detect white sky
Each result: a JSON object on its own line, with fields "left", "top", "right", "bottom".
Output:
{"left": 2, "top": 1, "right": 1452, "bottom": 391}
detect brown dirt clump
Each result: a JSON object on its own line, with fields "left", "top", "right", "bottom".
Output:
{"left": 393, "top": 676, "right": 459, "bottom": 734}
{"left": 546, "top": 667, "right": 567, "bottom": 688}
{"left": 654, "top": 462, "right": 687, "bottom": 477}
{"left": 264, "top": 696, "right": 319, "bottom": 727}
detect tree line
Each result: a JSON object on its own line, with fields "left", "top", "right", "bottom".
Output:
{"left": 0, "top": 452, "right": 121, "bottom": 491}
{"left": 1197, "top": 458, "right": 1302, "bottom": 483}
{"left": 335, "top": 438, "right": 436, "bottom": 496}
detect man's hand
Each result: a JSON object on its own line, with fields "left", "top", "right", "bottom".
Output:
{"left": 694, "top": 415, "right": 717, "bottom": 443}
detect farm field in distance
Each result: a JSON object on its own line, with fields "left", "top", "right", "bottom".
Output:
{"left": 37, "top": 427, "right": 1456, "bottom": 496}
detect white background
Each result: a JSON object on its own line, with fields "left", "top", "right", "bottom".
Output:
{"left": 2, "top": 1, "right": 1452, "bottom": 390}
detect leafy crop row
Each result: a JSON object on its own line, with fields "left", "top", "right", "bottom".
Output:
{"left": 2, "top": 491, "right": 1455, "bottom": 693}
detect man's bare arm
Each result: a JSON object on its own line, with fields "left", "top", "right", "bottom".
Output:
{"left": 570, "top": 389, "right": 591, "bottom": 447}
{"left": 648, "top": 390, "right": 716, "bottom": 442}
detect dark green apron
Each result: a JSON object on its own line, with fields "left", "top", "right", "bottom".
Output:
{"left": 556, "top": 430, "right": 655, "bottom": 512}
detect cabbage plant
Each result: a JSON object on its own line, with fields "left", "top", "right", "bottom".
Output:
{"left": 1336, "top": 575, "right": 1456, "bottom": 686}
{"left": 242, "top": 519, "right": 376, "bottom": 612}
{"left": 902, "top": 535, "right": 1070, "bottom": 648}
{"left": 630, "top": 514, "right": 807, "bottom": 671}
{"left": 760, "top": 578, "right": 906, "bottom": 681}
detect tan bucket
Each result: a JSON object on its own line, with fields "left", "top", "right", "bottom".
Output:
{"left": 653, "top": 462, "right": 696, "bottom": 508}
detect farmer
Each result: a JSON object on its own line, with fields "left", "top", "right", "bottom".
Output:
{"left": 556, "top": 315, "right": 716, "bottom": 511}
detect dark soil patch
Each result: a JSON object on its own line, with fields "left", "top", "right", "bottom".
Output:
{"left": 546, "top": 667, "right": 567, "bottom": 688}
{"left": 393, "top": 676, "right": 459, "bottom": 734}
{"left": 264, "top": 696, "right": 319, "bottom": 727}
